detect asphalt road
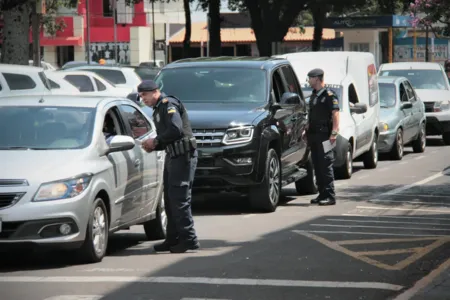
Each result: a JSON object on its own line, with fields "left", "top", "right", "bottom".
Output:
{"left": 2, "top": 138, "right": 450, "bottom": 300}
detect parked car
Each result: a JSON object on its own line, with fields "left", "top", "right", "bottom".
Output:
{"left": 61, "top": 61, "right": 99, "bottom": 70}
{"left": 129, "top": 66, "right": 161, "bottom": 80}
{"left": 377, "top": 76, "right": 426, "bottom": 159}
{"left": 46, "top": 70, "right": 133, "bottom": 97}
{"left": 28, "top": 60, "right": 57, "bottom": 70}
{"left": 378, "top": 62, "right": 450, "bottom": 145}
{"left": 276, "top": 51, "right": 380, "bottom": 179}
{"left": 0, "top": 95, "right": 166, "bottom": 263}
{"left": 154, "top": 57, "right": 317, "bottom": 212}
{"left": 0, "top": 64, "right": 52, "bottom": 97}
{"left": 68, "top": 65, "right": 142, "bottom": 90}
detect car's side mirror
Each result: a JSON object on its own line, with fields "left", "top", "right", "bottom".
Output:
{"left": 280, "top": 92, "right": 301, "bottom": 105}
{"left": 350, "top": 103, "right": 367, "bottom": 114}
{"left": 401, "top": 102, "right": 413, "bottom": 109}
{"left": 107, "top": 135, "right": 136, "bottom": 154}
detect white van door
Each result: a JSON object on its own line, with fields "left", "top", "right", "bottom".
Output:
{"left": 348, "top": 83, "right": 370, "bottom": 153}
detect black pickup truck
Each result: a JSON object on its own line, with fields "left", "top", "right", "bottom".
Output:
{"left": 153, "top": 57, "right": 317, "bottom": 212}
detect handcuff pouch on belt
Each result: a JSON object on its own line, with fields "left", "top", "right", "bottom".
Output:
{"left": 166, "top": 137, "right": 197, "bottom": 159}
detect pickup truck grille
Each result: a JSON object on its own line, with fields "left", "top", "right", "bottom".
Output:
{"left": 0, "top": 193, "right": 25, "bottom": 209}
{"left": 193, "top": 129, "right": 226, "bottom": 147}
{"left": 424, "top": 102, "right": 435, "bottom": 113}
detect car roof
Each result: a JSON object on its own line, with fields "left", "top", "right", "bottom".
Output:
{"left": 50, "top": 70, "right": 102, "bottom": 77}
{"left": 380, "top": 62, "right": 443, "bottom": 70}
{"left": 377, "top": 76, "right": 408, "bottom": 84}
{"left": 70, "top": 65, "right": 132, "bottom": 71}
{"left": 0, "top": 63, "right": 44, "bottom": 72}
{"left": 164, "top": 56, "right": 287, "bottom": 70}
{"left": 0, "top": 95, "right": 121, "bottom": 108}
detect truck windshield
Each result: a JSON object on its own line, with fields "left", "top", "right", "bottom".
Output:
{"left": 379, "top": 69, "right": 448, "bottom": 90}
{"left": 154, "top": 67, "right": 267, "bottom": 103}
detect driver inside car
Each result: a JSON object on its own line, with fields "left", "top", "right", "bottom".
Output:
{"left": 103, "top": 113, "right": 116, "bottom": 145}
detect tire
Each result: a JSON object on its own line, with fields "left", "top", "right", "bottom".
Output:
{"left": 412, "top": 123, "right": 426, "bottom": 153}
{"left": 363, "top": 133, "right": 378, "bottom": 169}
{"left": 78, "top": 198, "right": 109, "bottom": 264}
{"left": 295, "top": 155, "right": 318, "bottom": 195}
{"left": 443, "top": 132, "right": 450, "bottom": 145}
{"left": 249, "top": 148, "right": 281, "bottom": 212}
{"left": 389, "top": 128, "right": 404, "bottom": 160}
{"left": 334, "top": 143, "right": 353, "bottom": 179}
{"left": 143, "top": 190, "right": 167, "bottom": 240}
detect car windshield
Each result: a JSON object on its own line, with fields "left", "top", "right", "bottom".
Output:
{"left": 134, "top": 67, "right": 160, "bottom": 80}
{"left": 301, "top": 83, "right": 343, "bottom": 110}
{"left": 379, "top": 83, "right": 397, "bottom": 108}
{"left": 0, "top": 106, "right": 95, "bottom": 150}
{"left": 379, "top": 69, "right": 448, "bottom": 90}
{"left": 154, "top": 67, "right": 267, "bottom": 103}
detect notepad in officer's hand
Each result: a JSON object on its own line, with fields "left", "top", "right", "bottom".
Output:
{"left": 322, "top": 140, "right": 336, "bottom": 153}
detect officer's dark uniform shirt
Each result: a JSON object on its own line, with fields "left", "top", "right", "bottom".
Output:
{"left": 152, "top": 92, "right": 194, "bottom": 151}
{"left": 308, "top": 87, "right": 340, "bottom": 134}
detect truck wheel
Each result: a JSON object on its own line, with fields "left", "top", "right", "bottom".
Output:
{"left": 363, "top": 133, "right": 378, "bottom": 169}
{"left": 412, "top": 123, "right": 426, "bottom": 153}
{"left": 295, "top": 155, "right": 318, "bottom": 195}
{"left": 335, "top": 143, "right": 353, "bottom": 179}
{"left": 249, "top": 148, "right": 281, "bottom": 212}
{"left": 78, "top": 198, "right": 109, "bottom": 263}
{"left": 143, "top": 190, "right": 167, "bottom": 240}
{"left": 389, "top": 128, "right": 404, "bottom": 160}
{"left": 443, "top": 132, "right": 450, "bottom": 145}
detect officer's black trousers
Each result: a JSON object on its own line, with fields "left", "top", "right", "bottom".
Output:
{"left": 309, "top": 133, "right": 336, "bottom": 201}
{"left": 163, "top": 150, "right": 198, "bottom": 244}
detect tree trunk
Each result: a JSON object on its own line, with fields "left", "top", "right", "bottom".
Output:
{"left": 208, "top": 0, "right": 221, "bottom": 56}
{"left": 1, "top": 2, "right": 31, "bottom": 65}
{"left": 311, "top": 4, "right": 327, "bottom": 51}
{"left": 182, "top": 0, "right": 191, "bottom": 58}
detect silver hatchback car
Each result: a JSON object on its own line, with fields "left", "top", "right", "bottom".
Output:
{"left": 0, "top": 95, "right": 166, "bottom": 263}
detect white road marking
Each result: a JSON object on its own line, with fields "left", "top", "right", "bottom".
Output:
{"left": 43, "top": 297, "right": 102, "bottom": 300}
{"left": 243, "top": 214, "right": 256, "bottom": 218}
{"left": 0, "top": 276, "right": 403, "bottom": 291}
{"left": 342, "top": 214, "right": 450, "bottom": 222}
{"left": 310, "top": 224, "right": 450, "bottom": 232}
{"left": 293, "top": 229, "right": 449, "bottom": 237}
{"left": 399, "top": 161, "right": 408, "bottom": 165}
{"left": 326, "top": 218, "right": 450, "bottom": 227}
{"left": 369, "top": 199, "right": 450, "bottom": 206}
{"left": 356, "top": 206, "right": 450, "bottom": 213}
{"left": 181, "top": 298, "right": 231, "bottom": 300}
{"left": 414, "top": 155, "right": 425, "bottom": 160}
{"left": 378, "top": 169, "right": 450, "bottom": 197}
{"left": 380, "top": 193, "right": 450, "bottom": 198}
{"left": 356, "top": 175, "right": 369, "bottom": 179}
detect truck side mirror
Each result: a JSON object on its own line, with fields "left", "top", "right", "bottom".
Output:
{"left": 350, "top": 103, "right": 367, "bottom": 114}
{"left": 280, "top": 92, "right": 300, "bottom": 105}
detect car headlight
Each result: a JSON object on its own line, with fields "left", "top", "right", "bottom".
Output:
{"left": 434, "top": 101, "right": 450, "bottom": 112}
{"left": 33, "top": 174, "right": 93, "bottom": 202}
{"left": 222, "top": 126, "right": 254, "bottom": 145}
{"left": 379, "top": 122, "right": 389, "bottom": 132}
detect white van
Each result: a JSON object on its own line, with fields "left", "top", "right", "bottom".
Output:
{"left": 274, "top": 51, "right": 380, "bottom": 179}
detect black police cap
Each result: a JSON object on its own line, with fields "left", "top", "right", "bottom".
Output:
{"left": 307, "top": 68, "right": 324, "bottom": 77}
{"left": 137, "top": 80, "right": 159, "bottom": 92}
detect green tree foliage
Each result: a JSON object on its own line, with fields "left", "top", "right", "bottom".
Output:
{"left": 409, "top": 0, "right": 450, "bottom": 27}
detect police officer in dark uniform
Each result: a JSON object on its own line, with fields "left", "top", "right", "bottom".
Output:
{"left": 138, "top": 80, "right": 200, "bottom": 253}
{"left": 306, "top": 68, "right": 340, "bottom": 206}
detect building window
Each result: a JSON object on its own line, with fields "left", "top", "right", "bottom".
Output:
{"left": 349, "top": 43, "right": 370, "bottom": 52}
{"left": 103, "top": 0, "right": 113, "bottom": 17}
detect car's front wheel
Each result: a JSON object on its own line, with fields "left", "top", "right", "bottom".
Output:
{"left": 249, "top": 148, "right": 281, "bottom": 212}
{"left": 78, "top": 198, "right": 109, "bottom": 263}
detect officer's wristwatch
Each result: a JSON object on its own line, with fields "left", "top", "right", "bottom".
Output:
{"left": 331, "top": 130, "right": 339, "bottom": 136}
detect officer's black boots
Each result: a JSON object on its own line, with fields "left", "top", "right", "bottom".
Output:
{"left": 169, "top": 241, "right": 200, "bottom": 253}
{"left": 318, "top": 198, "right": 336, "bottom": 206}
{"left": 154, "top": 240, "right": 178, "bottom": 252}
{"left": 310, "top": 196, "right": 321, "bottom": 204}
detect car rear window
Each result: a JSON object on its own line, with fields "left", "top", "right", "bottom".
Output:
{"left": 84, "top": 69, "right": 127, "bottom": 85}
{"left": 2, "top": 73, "right": 37, "bottom": 90}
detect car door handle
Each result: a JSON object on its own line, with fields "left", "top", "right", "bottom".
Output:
{"left": 134, "top": 159, "right": 141, "bottom": 167}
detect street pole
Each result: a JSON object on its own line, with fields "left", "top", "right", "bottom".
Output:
{"left": 86, "top": 0, "right": 91, "bottom": 63}
{"left": 152, "top": 0, "right": 156, "bottom": 65}
{"left": 425, "top": 25, "right": 429, "bottom": 62}
{"left": 206, "top": 14, "right": 210, "bottom": 57}
{"left": 113, "top": 0, "right": 118, "bottom": 64}
{"left": 32, "top": 0, "right": 42, "bottom": 67}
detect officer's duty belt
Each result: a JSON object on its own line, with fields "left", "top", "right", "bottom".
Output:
{"left": 165, "top": 137, "right": 197, "bottom": 158}
{"left": 308, "top": 123, "right": 330, "bottom": 134}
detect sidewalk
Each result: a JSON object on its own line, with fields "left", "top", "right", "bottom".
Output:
{"left": 408, "top": 265, "right": 450, "bottom": 299}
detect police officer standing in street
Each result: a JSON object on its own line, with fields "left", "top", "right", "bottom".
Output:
{"left": 306, "top": 68, "right": 340, "bottom": 206}
{"left": 138, "top": 80, "right": 200, "bottom": 253}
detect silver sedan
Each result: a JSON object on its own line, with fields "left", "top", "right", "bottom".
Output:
{"left": 377, "top": 76, "right": 427, "bottom": 160}
{"left": 0, "top": 95, "right": 166, "bottom": 263}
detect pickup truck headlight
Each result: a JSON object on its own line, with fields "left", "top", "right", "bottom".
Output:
{"left": 33, "top": 174, "right": 93, "bottom": 202}
{"left": 222, "top": 126, "right": 254, "bottom": 145}
{"left": 433, "top": 101, "right": 450, "bottom": 112}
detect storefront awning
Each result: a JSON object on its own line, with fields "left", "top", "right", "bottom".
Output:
{"left": 40, "top": 36, "right": 83, "bottom": 46}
